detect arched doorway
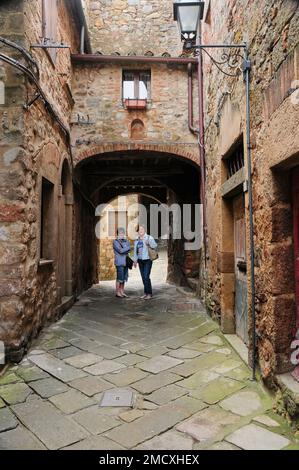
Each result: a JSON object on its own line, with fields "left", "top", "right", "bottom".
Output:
{"left": 58, "top": 159, "right": 73, "bottom": 301}
{"left": 74, "top": 148, "right": 201, "bottom": 290}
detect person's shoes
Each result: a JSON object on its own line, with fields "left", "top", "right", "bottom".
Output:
{"left": 122, "top": 293, "right": 129, "bottom": 298}
{"left": 140, "top": 295, "right": 147, "bottom": 299}
{"left": 144, "top": 295, "right": 153, "bottom": 300}
{"left": 115, "top": 294, "right": 123, "bottom": 298}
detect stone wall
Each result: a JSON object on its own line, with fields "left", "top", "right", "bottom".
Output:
{"left": 86, "top": 0, "right": 182, "bottom": 57}
{"left": 71, "top": 62, "right": 199, "bottom": 166}
{"left": 0, "top": 0, "right": 27, "bottom": 360}
{"left": 0, "top": 0, "right": 90, "bottom": 361}
{"left": 202, "top": 0, "right": 299, "bottom": 378}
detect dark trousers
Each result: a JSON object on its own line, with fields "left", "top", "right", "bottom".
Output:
{"left": 138, "top": 259, "right": 153, "bottom": 295}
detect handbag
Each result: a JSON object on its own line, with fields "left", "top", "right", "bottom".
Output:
{"left": 126, "top": 256, "right": 134, "bottom": 270}
{"left": 148, "top": 245, "right": 159, "bottom": 261}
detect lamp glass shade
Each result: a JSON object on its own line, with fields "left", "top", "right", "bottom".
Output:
{"left": 177, "top": 4, "right": 201, "bottom": 34}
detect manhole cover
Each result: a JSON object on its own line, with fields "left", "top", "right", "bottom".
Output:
{"left": 99, "top": 389, "right": 134, "bottom": 408}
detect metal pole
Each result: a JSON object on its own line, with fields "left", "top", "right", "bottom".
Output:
{"left": 197, "top": 45, "right": 207, "bottom": 269}
{"left": 244, "top": 45, "right": 257, "bottom": 381}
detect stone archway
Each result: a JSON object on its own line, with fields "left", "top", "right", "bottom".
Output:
{"left": 74, "top": 147, "right": 201, "bottom": 290}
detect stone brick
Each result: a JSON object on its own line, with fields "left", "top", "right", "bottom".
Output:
{"left": 12, "top": 398, "right": 89, "bottom": 450}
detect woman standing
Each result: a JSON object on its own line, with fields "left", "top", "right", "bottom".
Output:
{"left": 113, "top": 227, "right": 131, "bottom": 298}
{"left": 133, "top": 225, "right": 158, "bottom": 300}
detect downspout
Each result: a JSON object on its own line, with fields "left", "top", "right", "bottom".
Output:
{"left": 80, "top": 26, "right": 85, "bottom": 54}
{"left": 187, "top": 55, "right": 207, "bottom": 271}
{"left": 187, "top": 63, "right": 199, "bottom": 135}
{"left": 197, "top": 33, "right": 207, "bottom": 270}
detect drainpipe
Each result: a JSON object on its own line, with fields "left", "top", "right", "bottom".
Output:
{"left": 244, "top": 45, "right": 256, "bottom": 380}
{"left": 197, "top": 35, "right": 207, "bottom": 271}
{"left": 80, "top": 26, "right": 85, "bottom": 55}
{"left": 187, "top": 63, "right": 199, "bottom": 135}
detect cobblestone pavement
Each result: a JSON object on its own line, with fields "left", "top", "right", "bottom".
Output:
{"left": 0, "top": 254, "right": 298, "bottom": 450}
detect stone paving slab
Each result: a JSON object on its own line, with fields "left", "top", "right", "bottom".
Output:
{"left": 0, "top": 372, "right": 23, "bottom": 386}
{"left": 253, "top": 415, "right": 280, "bottom": 427}
{"left": 63, "top": 435, "right": 125, "bottom": 450}
{"left": 43, "top": 338, "right": 70, "bottom": 351}
{"left": 220, "top": 390, "right": 265, "bottom": 416}
{"left": 138, "top": 346, "right": 170, "bottom": 358}
{"left": 131, "top": 371, "right": 182, "bottom": 395}
{"left": 145, "top": 384, "right": 188, "bottom": 405}
{"left": 64, "top": 353, "right": 103, "bottom": 368}
{"left": 176, "top": 370, "right": 220, "bottom": 390}
{"left": 212, "top": 359, "right": 243, "bottom": 375}
{"left": 28, "top": 377, "right": 70, "bottom": 398}
{"left": 84, "top": 360, "right": 126, "bottom": 376}
{"left": 15, "top": 366, "right": 50, "bottom": 383}
{"left": 207, "top": 441, "right": 240, "bottom": 450}
{"left": 29, "top": 354, "right": 87, "bottom": 382}
{"left": 116, "top": 354, "right": 145, "bottom": 366}
{"left": 119, "top": 409, "right": 145, "bottom": 423}
{"left": 12, "top": 398, "right": 89, "bottom": 450}
{"left": 193, "top": 377, "right": 246, "bottom": 405}
{"left": 171, "top": 352, "right": 227, "bottom": 378}
{"left": 224, "top": 366, "right": 251, "bottom": 381}
{"left": 0, "top": 398, "right": 5, "bottom": 408}
{"left": 226, "top": 423, "right": 290, "bottom": 450}
{"left": 134, "top": 430, "right": 194, "bottom": 450}
{"left": 70, "top": 405, "right": 122, "bottom": 435}
{"left": 105, "top": 397, "right": 206, "bottom": 448}
{"left": 200, "top": 335, "right": 224, "bottom": 346}
{"left": 103, "top": 368, "right": 148, "bottom": 387}
{"left": 0, "top": 407, "right": 18, "bottom": 432}
{"left": 0, "top": 383, "right": 32, "bottom": 405}
{"left": 50, "top": 346, "right": 85, "bottom": 360}
{"left": 49, "top": 389, "right": 96, "bottom": 414}
{"left": 167, "top": 348, "right": 202, "bottom": 360}
{"left": 69, "top": 375, "right": 113, "bottom": 397}
{"left": 160, "top": 322, "right": 218, "bottom": 349}
{"left": 137, "top": 355, "right": 183, "bottom": 374}
{"left": 176, "top": 406, "right": 241, "bottom": 442}
{"left": 0, "top": 425, "right": 47, "bottom": 450}
{"left": 184, "top": 341, "right": 216, "bottom": 353}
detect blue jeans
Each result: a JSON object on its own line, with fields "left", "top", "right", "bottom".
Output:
{"left": 116, "top": 266, "right": 129, "bottom": 283}
{"left": 138, "top": 259, "right": 153, "bottom": 295}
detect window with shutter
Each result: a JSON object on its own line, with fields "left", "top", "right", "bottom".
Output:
{"left": 42, "top": 0, "right": 58, "bottom": 64}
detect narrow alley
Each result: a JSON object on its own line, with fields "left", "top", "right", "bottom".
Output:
{"left": 1, "top": 0, "right": 299, "bottom": 456}
{"left": 0, "top": 252, "right": 297, "bottom": 450}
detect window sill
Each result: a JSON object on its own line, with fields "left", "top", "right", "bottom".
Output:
{"left": 124, "top": 99, "right": 148, "bottom": 110}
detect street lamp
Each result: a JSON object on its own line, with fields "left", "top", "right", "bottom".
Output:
{"left": 173, "top": 1, "right": 257, "bottom": 381}
{"left": 173, "top": 1, "right": 205, "bottom": 45}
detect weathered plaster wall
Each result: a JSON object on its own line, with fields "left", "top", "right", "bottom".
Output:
{"left": 202, "top": 0, "right": 299, "bottom": 377}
